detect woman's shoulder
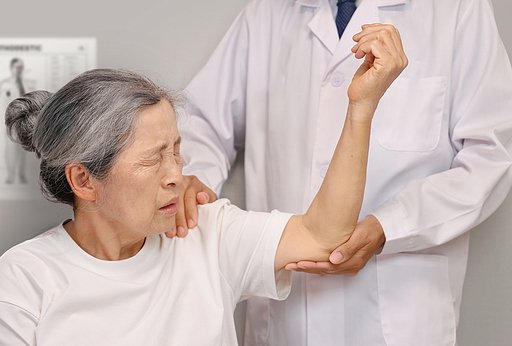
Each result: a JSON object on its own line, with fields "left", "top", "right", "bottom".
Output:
{"left": 0, "top": 223, "right": 68, "bottom": 273}
{"left": 186, "top": 199, "right": 249, "bottom": 244}
{"left": 0, "top": 223, "right": 67, "bottom": 319}
{"left": 196, "top": 199, "right": 248, "bottom": 226}
{"left": 197, "top": 198, "right": 240, "bottom": 212}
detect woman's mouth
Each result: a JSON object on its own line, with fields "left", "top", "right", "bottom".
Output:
{"left": 159, "top": 197, "right": 179, "bottom": 215}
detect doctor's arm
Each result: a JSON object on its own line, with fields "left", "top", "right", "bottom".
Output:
{"left": 274, "top": 24, "right": 407, "bottom": 271}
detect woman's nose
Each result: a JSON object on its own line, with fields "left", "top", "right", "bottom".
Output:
{"left": 163, "top": 158, "right": 183, "bottom": 188}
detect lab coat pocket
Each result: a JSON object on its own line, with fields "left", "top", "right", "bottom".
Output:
{"left": 376, "top": 253, "right": 456, "bottom": 346}
{"left": 375, "top": 76, "right": 447, "bottom": 152}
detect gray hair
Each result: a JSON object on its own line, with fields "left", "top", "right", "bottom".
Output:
{"left": 5, "top": 69, "right": 180, "bottom": 206}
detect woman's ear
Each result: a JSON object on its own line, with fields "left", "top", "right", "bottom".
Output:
{"left": 65, "top": 163, "right": 97, "bottom": 202}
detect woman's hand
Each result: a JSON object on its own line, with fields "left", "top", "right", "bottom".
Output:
{"left": 165, "top": 175, "right": 218, "bottom": 238}
{"left": 348, "top": 24, "right": 408, "bottom": 115}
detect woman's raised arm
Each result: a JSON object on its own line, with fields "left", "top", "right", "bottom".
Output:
{"left": 275, "top": 24, "right": 408, "bottom": 271}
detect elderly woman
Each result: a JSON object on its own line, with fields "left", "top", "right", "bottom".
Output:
{"left": 0, "top": 25, "right": 406, "bottom": 345}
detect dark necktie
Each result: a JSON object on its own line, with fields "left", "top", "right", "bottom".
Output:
{"left": 336, "top": 0, "right": 357, "bottom": 38}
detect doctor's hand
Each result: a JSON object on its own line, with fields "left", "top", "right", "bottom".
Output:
{"left": 284, "top": 215, "right": 386, "bottom": 276}
{"left": 165, "top": 175, "right": 218, "bottom": 238}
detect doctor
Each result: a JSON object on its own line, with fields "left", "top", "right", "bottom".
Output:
{"left": 176, "top": 0, "right": 512, "bottom": 345}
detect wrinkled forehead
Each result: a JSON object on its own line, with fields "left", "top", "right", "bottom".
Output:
{"left": 128, "top": 100, "right": 180, "bottom": 151}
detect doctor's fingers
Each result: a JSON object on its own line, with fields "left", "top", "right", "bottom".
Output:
{"left": 181, "top": 175, "right": 218, "bottom": 231}
{"left": 172, "top": 194, "right": 190, "bottom": 238}
{"left": 170, "top": 176, "right": 200, "bottom": 238}
{"left": 165, "top": 225, "right": 178, "bottom": 238}
{"left": 284, "top": 258, "right": 366, "bottom": 276}
{"left": 284, "top": 260, "right": 343, "bottom": 276}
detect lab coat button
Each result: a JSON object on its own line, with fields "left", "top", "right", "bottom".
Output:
{"left": 330, "top": 73, "right": 344, "bottom": 87}
{"left": 320, "top": 165, "right": 329, "bottom": 178}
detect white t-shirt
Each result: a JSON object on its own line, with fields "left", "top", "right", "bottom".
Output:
{"left": 0, "top": 199, "right": 292, "bottom": 346}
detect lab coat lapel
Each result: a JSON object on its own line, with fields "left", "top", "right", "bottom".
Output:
{"left": 330, "top": 0, "right": 380, "bottom": 68}
{"left": 297, "top": 0, "right": 339, "bottom": 55}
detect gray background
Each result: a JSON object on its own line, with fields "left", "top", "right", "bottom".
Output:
{"left": 0, "top": 1, "right": 510, "bottom": 344}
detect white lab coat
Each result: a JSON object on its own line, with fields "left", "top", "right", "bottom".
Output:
{"left": 179, "top": 0, "right": 512, "bottom": 345}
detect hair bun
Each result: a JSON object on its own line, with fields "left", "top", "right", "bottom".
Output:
{"left": 5, "top": 90, "right": 53, "bottom": 154}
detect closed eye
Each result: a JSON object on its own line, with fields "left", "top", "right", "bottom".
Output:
{"left": 138, "top": 156, "right": 161, "bottom": 167}
{"left": 138, "top": 137, "right": 181, "bottom": 166}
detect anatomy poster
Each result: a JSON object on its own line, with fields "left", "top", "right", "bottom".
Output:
{"left": 0, "top": 38, "right": 96, "bottom": 199}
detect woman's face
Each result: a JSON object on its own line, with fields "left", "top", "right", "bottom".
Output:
{"left": 94, "top": 99, "right": 183, "bottom": 238}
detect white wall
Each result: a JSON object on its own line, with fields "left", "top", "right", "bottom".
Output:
{"left": 0, "top": 1, "right": 511, "bottom": 345}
